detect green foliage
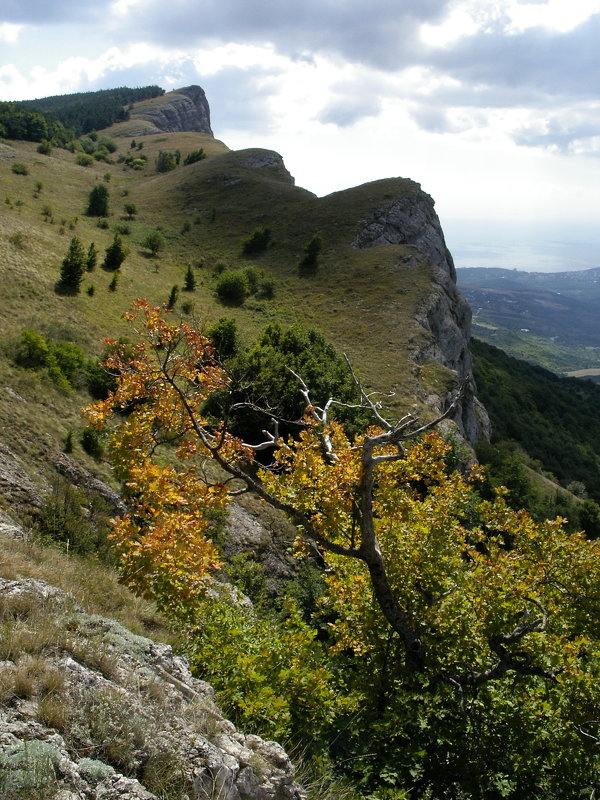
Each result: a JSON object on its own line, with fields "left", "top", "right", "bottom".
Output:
{"left": 155, "top": 151, "right": 177, "bottom": 173}
{"left": 183, "top": 148, "right": 207, "bottom": 165}
{"left": 141, "top": 230, "right": 165, "bottom": 257}
{"left": 212, "top": 323, "right": 366, "bottom": 444}
{"left": 19, "top": 85, "right": 163, "bottom": 137}
{"left": 182, "top": 593, "right": 338, "bottom": 744}
{"left": 86, "top": 242, "right": 98, "bottom": 272}
{"left": 102, "top": 234, "right": 128, "bottom": 271}
{"left": 57, "top": 235, "right": 86, "bottom": 294}
{"left": 86, "top": 184, "right": 109, "bottom": 217}
{"left": 80, "top": 427, "right": 104, "bottom": 459}
{"left": 108, "top": 272, "right": 119, "bottom": 292}
{"left": 183, "top": 264, "right": 196, "bottom": 292}
{"left": 36, "top": 478, "right": 111, "bottom": 556}
{"left": 167, "top": 284, "right": 179, "bottom": 309}
{"left": 37, "top": 139, "right": 52, "bottom": 155}
{"left": 0, "top": 100, "right": 69, "bottom": 143}
{"left": 123, "top": 202, "right": 137, "bottom": 219}
{"left": 11, "top": 162, "right": 29, "bottom": 175}
{"left": 14, "top": 329, "right": 49, "bottom": 369}
{"left": 472, "top": 338, "right": 600, "bottom": 504}
{"left": 242, "top": 226, "right": 271, "bottom": 256}
{"left": 206, "top": 317, "right": 239, "bottom": 360}
{"left": 215, "top": 269, "right": 250, "bottom": 305}
{"left": 76, "top": 153, "right": 94, "bottom": 167}
{"left": 300, "top": 233, "right": 323, "bottom": 272}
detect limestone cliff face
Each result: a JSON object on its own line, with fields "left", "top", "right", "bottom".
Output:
{"left": 129, "top": 85, "right": 213, "bottom": 136}
{"left": 352, "top": 188, "right": 490, "bottom": 443}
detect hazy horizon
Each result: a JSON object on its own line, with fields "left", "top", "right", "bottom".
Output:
{"left": 444, "top": 219, "right": 600, "bottom": 273}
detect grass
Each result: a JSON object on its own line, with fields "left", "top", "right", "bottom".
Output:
{"left": 0, "top": 124, "right": 449, "bottom": 526}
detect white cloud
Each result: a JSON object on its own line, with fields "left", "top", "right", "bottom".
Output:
{"left": 0, "top": 22, "right": 22, "bottom": 42}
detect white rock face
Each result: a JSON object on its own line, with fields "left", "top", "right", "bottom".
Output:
{"left": 0, "top": 577, "right": 306, "bottom": 800}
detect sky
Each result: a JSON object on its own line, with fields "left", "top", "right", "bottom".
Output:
{"left": 2, "top": 0, "right": 600, "bottom": 271}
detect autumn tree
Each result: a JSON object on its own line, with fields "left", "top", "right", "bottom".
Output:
{"left": 87, "top": 301, "right": 600, "bottom": 796}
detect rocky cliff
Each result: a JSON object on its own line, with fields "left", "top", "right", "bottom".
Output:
{"left": 127, "top": 85, "right": 213, "bottom": 136}
{"left": 352, "top": 187, "right": 490, "bottom": 443}
{"left": 0, "top": 568, "right": 304, "bottom": 800}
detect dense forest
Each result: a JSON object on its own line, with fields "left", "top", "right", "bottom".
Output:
{"left": 0, "top": 86, "right": 163, "bottom": 142}
{"left": 472, "top": 338, "right": 600, "bottom": 536}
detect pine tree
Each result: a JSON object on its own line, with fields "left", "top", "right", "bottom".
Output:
{"left": 58, "top": 235, "right": 86, "bottom": 293}
{"left": 102, "top": 233, "right": 128, "bottom": 271}
{"left": 86, "top": 242, "right": 98, "bottom": 272}
{"left": 183, "top": 264, "right": 196, "bottom": 292}
{"left": 86, "top": 184, "right": 109, "bottom": 216}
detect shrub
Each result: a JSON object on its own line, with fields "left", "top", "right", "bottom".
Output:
{"left": 141, "top": 230, "right": 165, "bottom": 257}
{"left": 183, "top": 148, "right": 206, "bottom": 165}
{"left": 76, "top": 153, "right": 94, "bottom": 167}
{"left": 242, "top": 226, "right": 271, "bottom": 256}
{"left": 8, "top": 231, "right": 26, "bottom": 249}
{"left": 300, "top": 233, "right": 323, "bottom": 272}
{"left": 155, "top": 151, "right": 177, "bottom": 173}
{"left": 37, "top": 140, "right": 52, "bottom": 155}
{"left": 11, "top": 162, "right": 29, "bottom": 175}
{"left": 80, "top": 428, "right": 104, "bottom": 459}
{"left": 14, "top": 329, "right": 49, "bottom": 369}
{"left": 215, "top": 270, "right": 250, "bottom": 305}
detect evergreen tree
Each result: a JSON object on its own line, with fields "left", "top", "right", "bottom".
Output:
{"left": 86, "top": 242, "right": 98, "bottom": 272}
{"left": 58, "top": 235, "right": 86, "bottom": 293}
{"left": 102, "top": 233, "right": 128, "bottom": 271}
{"left": 86, "top": 184, "right": 109, "bottom": 216}
{"left": 167, "top": 285, "right": 179, "bottom": 309}
{"left": 183, "top": 264, "right": 196, "bottom": 291}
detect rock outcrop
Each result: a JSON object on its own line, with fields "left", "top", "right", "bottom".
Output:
{"left": 128, "top": 85, "right": 213, "bottom": 136}
{"left": 352, "top": 187, "right": 490, "bottom": 443}
{"left": 0, "top": 577, "right": 305, "bottom": 800}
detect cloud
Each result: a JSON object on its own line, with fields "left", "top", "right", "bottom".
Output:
{"left": 106, "top": 0, "right": 451, "bottom": 71}
{"left": 0, "top": 0, "right": 100, "bottom": 24}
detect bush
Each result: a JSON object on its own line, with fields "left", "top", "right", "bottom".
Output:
{"left": 155, "top": 151, "right": 177, "bottom": 173}
{"left": 11, "top": 162, "right": 29, "bottom": 175}
{"left": 76, "top": 153, "right": 94, "bottom": 167}
{"left": 300, "top": 233, "right": 322, "bottom": 272}
{"left": 215, "top": 270, "right": 250, "bottom": 305}
{"left": 242, "top": 227, "right": 271, "bottom": 256}
{"left": 37, "top": 140, "right": 52, "bottom": 155}
{"left": 80, "top": 428, "right": 104, "bottom": 459}
{"left": 183, "top": 148, "right": 206, "bottom": 165}
{"left": 141, "top": 230, "right": 165, "bottom": 257}
{"left": 14, "top": 329, "right": 49, "bottom": 369}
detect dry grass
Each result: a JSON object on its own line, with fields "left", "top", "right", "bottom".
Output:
{"left": 0, "top": 532, "right": 173, "bottom": 642}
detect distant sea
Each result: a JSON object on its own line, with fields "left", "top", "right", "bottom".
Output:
{"left": 442, "top": 220, "right": 600, "bottom": 273}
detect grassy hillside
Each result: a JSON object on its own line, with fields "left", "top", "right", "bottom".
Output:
{"left": 0, "top": 119, "right": 447, "bottom": 500}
